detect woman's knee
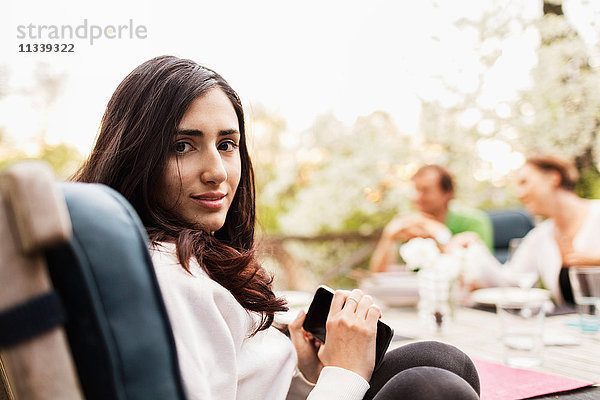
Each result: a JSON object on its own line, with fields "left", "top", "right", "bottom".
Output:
{"left": 372, "top": 366, "right": 480, "bottom": 400}
{"left": 371, "top": 341, "right": 479, "bottom": 396}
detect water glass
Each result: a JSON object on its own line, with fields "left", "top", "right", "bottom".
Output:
{"left": 569, "top": 267, "right": 600, "bottom": 334}
{"left": 497, "top": 291, "right": 545, "bottom": 368}
{"left": 417, "top": 268, "right": 454, "bottom": 333}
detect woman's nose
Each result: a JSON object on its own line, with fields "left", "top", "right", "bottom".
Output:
{"left": 200, "top": 149, "right": 227, "bottom": 184}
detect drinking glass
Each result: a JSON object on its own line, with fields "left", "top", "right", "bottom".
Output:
{"left": 569, "top": 267, "right": 600, "bottom": 334}
{"left": 497, "top": 291, "right": 546, "bottom": 368}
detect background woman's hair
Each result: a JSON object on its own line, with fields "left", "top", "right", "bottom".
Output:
{"left": 73, "top": 55, "right": 286, "bottom": 332}
{"left": 526, "top": 155, "right": 579, "bottom": 191}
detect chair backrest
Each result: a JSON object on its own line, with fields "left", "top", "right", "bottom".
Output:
{"left": 0, "top": 162, "right": 187, "bottom": 400}
{"left": 486, "top": 209, "right": 535, "bottom": 263}
{"left": 0, "top": 162, "right": 82, "bottom": 400}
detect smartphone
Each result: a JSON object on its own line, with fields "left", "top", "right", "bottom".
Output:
{"left": 302, "top": 285, "right": 394, "bottom": 371}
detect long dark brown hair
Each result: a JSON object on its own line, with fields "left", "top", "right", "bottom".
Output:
{"left": 74, "top": 55, "right": 286, "bottom": 332}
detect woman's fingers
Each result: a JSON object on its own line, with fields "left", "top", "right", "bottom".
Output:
{"left": 335, "top": 289, "right": 380, "bottom": 321}
{"left": 288, "top": 310, "right": 307, "bottom": 342}
{"left": 330, "top": 290, "right": 350, "bottom": 314}
{"left": 366, "top": 304, "right": 382, "bottom": 324}
{"left": 343, "top": 296, "right": 359, "bottom": 311}
{"left": 289, "top": 310, "right": 325, "bottom": 384}
{"left": 319, "top": 288, "right": 380, "bottom": 382}
{"left": 355, "top": 294, "right": 374, "bottom": 319}
{"left": 342, "top": 289, "right": 363, "bottom": 313}
{"left": 290, "top": 309, "right": 305, "bottom": 328}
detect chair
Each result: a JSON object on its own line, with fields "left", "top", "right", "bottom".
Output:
{"left": 486, "top": 209, "right": 535, "bottom": 263}
{"left": 0, "top": 161, "right": 187, "bottom": 400}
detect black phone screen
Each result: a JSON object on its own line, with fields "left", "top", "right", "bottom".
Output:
{"left": 302, "top": 285, "right": 394, "bottom": 371}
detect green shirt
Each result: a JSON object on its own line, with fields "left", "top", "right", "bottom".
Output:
{"left": 445, "top": 206, "right": 494, "bottom": 251}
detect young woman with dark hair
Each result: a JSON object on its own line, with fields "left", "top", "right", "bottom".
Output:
{"left": 74, "top": 57, "right": 279, "bottom": 331}
{"left": 75, "top": 55, "right": 480, "bottom": 400}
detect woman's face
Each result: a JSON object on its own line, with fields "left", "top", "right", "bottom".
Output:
{"left": 516, "top": 163, "right": 556, "bottom": 217}
{"left": 157, "top": 87, "right": 242, "bottom": 232}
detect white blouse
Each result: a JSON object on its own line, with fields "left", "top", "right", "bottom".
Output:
{"left": 473, "top": 200, "right": 600, "bottom": 304}
{"left": 150, "top": 242, "right": 370, "bottom": 400}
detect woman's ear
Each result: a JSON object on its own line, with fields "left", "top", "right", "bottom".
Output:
{"left": 548, "top": 170, "right": 562, "bottom": 188}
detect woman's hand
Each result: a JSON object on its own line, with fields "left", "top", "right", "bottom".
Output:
{"left": 317, "top": 289, "right": 381, "bottom": 382}
{"left": 289, "top": 310, "right": 324, "bottom": 384}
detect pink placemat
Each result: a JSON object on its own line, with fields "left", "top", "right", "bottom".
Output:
{"left": 474, "top": 358, "right": 594, "bottom": 400}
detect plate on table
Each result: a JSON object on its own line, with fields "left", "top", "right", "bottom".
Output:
{"left": 360, "top": 271, "right": 419, "bottom": 307}
{"left": 470, "top": 287, "right": 550, "bottom": 306}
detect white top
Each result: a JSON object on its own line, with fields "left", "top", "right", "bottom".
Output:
{"left": 474, "top": 200, "right": 600, "bottom": 304}
{"left": 150, "top": 242, "right": 370, "bottom": 400}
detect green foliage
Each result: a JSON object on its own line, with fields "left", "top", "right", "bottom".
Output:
{"left": 0, "top": 142, "right": 82, "bottom": 180}
{"left": 282, "top": 240, "right": 367, "bottom": 289}
{"left": 257, "top": 202, "right": 283, "bottom": 232}
{"left": 38, "top": 143, "right": 83, "bottom": 179}
{"left": 416, "top": 6, "right": 600, "bottom": 210}
{"left": 515, "top": 15, "right": 600, "bottom": 162}
{"left": 257, "top": 111, "right": 415, "bottom": 237}
{"left": 576, "top": 167, "right": 600, "bottom": 199}
{"left": 340, "top": 209, "right": 395, "bottom": 233}
{"left": 251, "top": 2, "right": 600, "bottom": 288}
{"left": 0, "top": 62, "right": 81, "bottom": 180}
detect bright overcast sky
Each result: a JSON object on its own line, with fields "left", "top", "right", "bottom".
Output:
{"left": 0, "top": 0, "right": 596, "bottom": 155}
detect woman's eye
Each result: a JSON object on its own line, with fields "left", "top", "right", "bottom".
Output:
{"left": 218, "top": 140, "right": 238, "bottom": 152}
{"left": 174, "top": 142, "right": 192, "bottom": 154}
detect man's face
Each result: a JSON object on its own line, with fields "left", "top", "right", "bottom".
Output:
{"left": 411, "top": 170, "right": 453, "bottom": 216}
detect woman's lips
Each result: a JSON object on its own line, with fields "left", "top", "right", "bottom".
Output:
{"left": 192, "top": 194, "right": 226, "bottom": 209}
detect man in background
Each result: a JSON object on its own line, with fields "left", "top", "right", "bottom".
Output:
{"left": 369, "top": 164, "right": 493, "bottom": 272}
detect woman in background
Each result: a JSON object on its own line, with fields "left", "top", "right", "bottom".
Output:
{"left": 452, "top": 155, "right": 600, "bottom": 304}
{"left": 75, "top": 55, "right": 480, "bottom": 400}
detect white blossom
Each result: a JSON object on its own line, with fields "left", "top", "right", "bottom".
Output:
{"left": 399, "top": 238, "right": 441, "bottom": 271}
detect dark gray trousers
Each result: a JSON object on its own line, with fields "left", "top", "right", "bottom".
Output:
{"left": 364, "top": 341, "right": 480, "bottom": 400}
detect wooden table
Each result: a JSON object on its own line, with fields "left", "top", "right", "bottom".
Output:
{"left": 383, "top": 306, "right": 600, "bottom": 399}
